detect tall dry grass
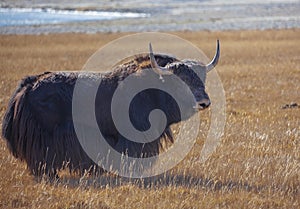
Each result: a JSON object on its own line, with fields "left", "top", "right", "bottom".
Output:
{"left": 0, "top": 29, "right": 299, "bottom": 208}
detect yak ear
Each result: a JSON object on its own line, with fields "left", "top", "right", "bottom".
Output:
{"left": 206, "top": 40, "right": 220, "bottom": 72}
{"left": 149, "top": 43, "right": 172, "bottom": 76}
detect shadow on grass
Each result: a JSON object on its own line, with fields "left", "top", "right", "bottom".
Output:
{"left": 51, "top": 172, "right": 264, "bottom": 193}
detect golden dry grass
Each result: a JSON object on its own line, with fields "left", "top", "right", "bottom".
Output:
{"left": 0, "top": 29, "right": 299, "bottom": 208}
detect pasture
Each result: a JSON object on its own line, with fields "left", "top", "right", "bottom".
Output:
{"left": 0, "top": 29, "right": 299, "bottom": 208}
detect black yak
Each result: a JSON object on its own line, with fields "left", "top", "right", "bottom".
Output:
{"left": 2, "top": 41, "right": 220, "bottom": 178}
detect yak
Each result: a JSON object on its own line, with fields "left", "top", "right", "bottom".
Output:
{"left": 2, "top": 41, "right": 220, "bottom": 178}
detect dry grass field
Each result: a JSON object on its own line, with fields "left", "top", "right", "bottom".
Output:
{"left": 0, "top": 29, "right": 299, "bottom": 208}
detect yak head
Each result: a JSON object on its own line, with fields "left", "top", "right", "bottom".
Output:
{"left": 149, "top": 40, "right": 220, "bottom": 111}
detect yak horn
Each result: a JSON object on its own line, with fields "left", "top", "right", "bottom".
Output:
{"left": 206, "top": 40, "right": 220, "bottom": 72}
{"left": 149, "top": 43, "right": 172, "bottom": 76}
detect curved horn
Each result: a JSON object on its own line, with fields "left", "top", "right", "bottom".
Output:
{"left": 206, "top": 40, "right": 220, "bottom": 72}
{"left": 149, "top": 43, "right": 172, "bottom": 75}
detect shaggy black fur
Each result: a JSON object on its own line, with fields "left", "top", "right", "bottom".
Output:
{"left": 2, "top": 54, "right": 208, "bottom": 178}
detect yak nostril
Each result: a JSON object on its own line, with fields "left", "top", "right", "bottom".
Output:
{"left": 198, "top": 99, "right": 211, "bottom": 109}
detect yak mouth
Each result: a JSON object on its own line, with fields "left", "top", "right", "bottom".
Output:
{"left": 193, "top": 99, "right": 211, "bottom": 110}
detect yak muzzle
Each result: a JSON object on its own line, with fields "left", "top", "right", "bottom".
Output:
{"left": 196, "top": 98, "right": 211, "bottom": 110}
